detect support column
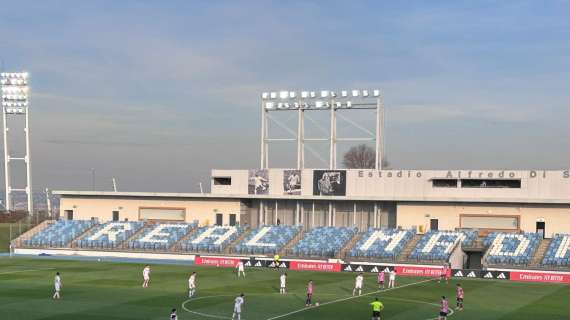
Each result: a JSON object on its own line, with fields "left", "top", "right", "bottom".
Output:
{"left": 260, "top": 101, "right": 266, "bottom": 168}
{"left": 297, "top": 108, "right": 304, "bottom": 169}
{"left": 295, "top": 201, "right": 299, "bottom": 226}
{"left": 375, "top": 96, "right": 384, "bottom": 170}
{"left": 312, "top": 201, "right": 315, "bottom": 227}
{"left": 274, "top": 201, "right": 278, "bottom": 225}
{"left": 25, "top": 108, "right": 32, "bottom": 214}
{"left": 328, "top": 202, "right": 333, "bottom": 226}
{"left": 353, "top": 202, "right": 357, "bottom": 227}
{"left": 373, "top": 202, "right": 378, "bottom": 228}
{"left": 3, "top": 109, "right": 10, "bottom": 211}
{"left": 300, "top": 202, "right": 304, "bottom": 225}
{"left": 329, "top": 102, "right": 337, "bottom": 169}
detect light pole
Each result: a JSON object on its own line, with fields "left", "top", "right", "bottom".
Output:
{"left": 1, "top": 72, "right": 33, "bottom": 213}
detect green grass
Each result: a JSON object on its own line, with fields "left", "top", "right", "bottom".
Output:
{"left": 1, "top": 257, "right": 569, "bottom": 319}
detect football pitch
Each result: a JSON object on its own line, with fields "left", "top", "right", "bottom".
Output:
{"left": 1, "top": 257, "right": 569, "bottom": 320}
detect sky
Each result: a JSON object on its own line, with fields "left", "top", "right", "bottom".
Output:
{"left": 0, "top": 0, "right": 569, "bottom": 192}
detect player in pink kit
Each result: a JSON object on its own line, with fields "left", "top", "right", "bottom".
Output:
{"left": 456, "top": 283, "right": 464, "bottom": 311}
{"left": 438, "top": 296, "right": 449, "bottom": 320}
{"left": 305, "top": 280, "right": 314, "bottom": 307}
{"left": 377, "top": 271, "right": 385, "bottom": 289}
{"left": 439, "top": 264, "right": 446, "bottom": 283}
{"left": 445, "top": 264, "right": 451, "bottom": 284}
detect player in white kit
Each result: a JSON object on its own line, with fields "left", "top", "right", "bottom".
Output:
{"left": 142, "top": 265, "right": 151, "bottom": 288}
{"left": 236, "top": 261, "right": 246, "bottom": 278}
{"left": 280, "top": 273, "right": 287, "bottom": 294}
{"left": 388, "top": 270, "right": 396, "bottom": 288}
{"left": 353, "top": 273, "right": 364, "bottom": 296}
{"left": 53, "top": 272, "right": 62, "bottom": 299}
{"left": 232, "top": 293, "right": 245, "bottom": 320}
{"left": 188, "top": 272, "right": 197, "bottom": 298}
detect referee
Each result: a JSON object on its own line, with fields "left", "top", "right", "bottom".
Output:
{"left": 370, "top": 297, "right": 384, "bottom": 320}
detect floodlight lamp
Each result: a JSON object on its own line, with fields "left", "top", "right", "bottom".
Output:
{"left": 270, "top": 92, "right": 277, "bottom": 99}
{"left": 373, "top": 89, "right": 380, "bottom": 97}
{"left": 262, "top": 92, "right": 269, "bottom": 99}
{"left": 315, "top": 101, "right": 324, "bottom": 108}
{"left": 289, "top": 91, "right": 296, "bottom": 98}
{"left": 293, "top": 103, "right": 300, "bottom": 109}
{"left": 284, "top": 103, "right": 290, "bottom": 109}
{"left": 301, "top": 103, "right": 309, "bottom": 109}
{"left": 324, "top": 102, "right": 330, "bottom": 108}
{"left": 320, "top": 90, "right": 329, "bottom": 98}
{"left": 352, "top": 90, "right": 359, "bottom": 97}
{"left": 301, "top": 91, "right": 309, "bottom": 98}
{"left": 265, "top": 102, "right": 275, "bottom": 109}
{"left": 346, "top": 101, "right": 352, "bottom": 108}
{"left": 362, "top": 90, "right": 369, "bottom": 97}
{"left": 341, "top": 90, "right": 348, "bottom": 97}
{"left": 279, "top": 91, "right": 289, "bottom": 99}
{"left": 335, "top": 102, "right": 342, "bottom": 108}
{"left": 310, "top": 91, "right": 316, "bottom": 98}
{"left": 277, "top": 102, "right": 284, "bottom": 109}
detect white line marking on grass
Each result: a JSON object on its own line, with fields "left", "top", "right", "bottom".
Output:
{"left": 381, "top": 296, "right": 455, "bottom": 320}
{"left": 265, "top": 278, "right": 435, "bottom": 320}
{"left": 182, "top": 293, "right": 348, "bottom": 320}
{"left": 182, "top": 295, "right": 234, "bottom": 319}
{"left": 0, "top": 267, "right": 56, "bottom": 275}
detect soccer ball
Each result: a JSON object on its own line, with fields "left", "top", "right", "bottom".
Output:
{"left": 315, "top": 302, "right": 320, "bottom": 307}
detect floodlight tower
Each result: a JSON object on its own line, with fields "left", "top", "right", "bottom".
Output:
{"left": 1, "top": 72, "right": 33, "bottom": 213}
{"left": 260, "top": 89, "right": 384, "bottom": 170}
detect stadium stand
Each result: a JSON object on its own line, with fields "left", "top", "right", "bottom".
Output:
{"left": 74, "top": 221, "right": 145, "bottom": 249}
{"left": 484, "top": 232, "right": 542, "bottom": 266}
{"left": 126, "top": 222, "right": 197, "bottom": 251}
{"left": 234, "top": 225, "right": 301, "bottom": 254}
{"left": 542, "top": 234, "right": 570, "bottom": 267}
{"left": 410, "top": 230, "right": 477, "bottom": 261}
{"left": 291, "top": 226, "right": 357, "bottom": 257}
{"left": 24, "top": 220, "right": 95, "bottom": 248}
{"left": 348, "top": 228, "right": 413, "bottom": 259}
{"left": 180, "top": 225, "right": 245, "bottom": 253}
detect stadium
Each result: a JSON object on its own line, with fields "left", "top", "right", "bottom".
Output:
{"left": 3, "top": 3, "right": 570, "bottom": 319}
{"left": 4, "top": 87, "right": 570, "bottom": 319}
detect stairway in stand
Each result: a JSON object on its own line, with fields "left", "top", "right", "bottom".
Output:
{"left": 397, "top": 234, "right": 423, "bottom": 262}
{"left": 69, "top": 222, "right": 99, "bottom": 248}
{"left": 279, "top": 229, "right": 306, "bottom": 257}
{"left": 224, "top": 228, "right": 252, "bottom": 254}
{"left": 118, "top": 222, "right": 152, "bottom": 249}
{"left": 169, "top": 226, "right": 201, "bottom": 252}
{"left": 340, "top": 232, "right": 364, "bottom": 259}
{"left": 13, "top": 220, "right": 53, "bottom": 246}
{"left": 528, "top": 238, "right": 551, "bottom": 268}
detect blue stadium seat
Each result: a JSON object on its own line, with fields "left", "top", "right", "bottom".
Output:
{"left": 348, "top": 228, "right": 413, "bottom": 259}
{"left": 74, "top": 221, "right": 145, "bottom": 249}
{"left": 127, "top": 222, "right": 197, "bottom": 251}
{"left": 292, "top": 226, "right": 357, "bottom": 257}
{"left": 542, "top": 234, "right": 570, "bottom": 266}
{"left": 234, "top": 225, "right": 301, "bottom": 255}
{"left": 26, "top": 220, "right": 95, "bottom": 248}
{"left": 180, "top": 225, "right": 245, "bottom": 253}
{"left": 410, "top": 230, "right": 477, "bottom": 261}
{"left": 484, "top": 232, "right": 541, "bottom": 265}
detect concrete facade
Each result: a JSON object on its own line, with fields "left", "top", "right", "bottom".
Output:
{"left": 54, "top": 168, "right": 570, "bottom": 238}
